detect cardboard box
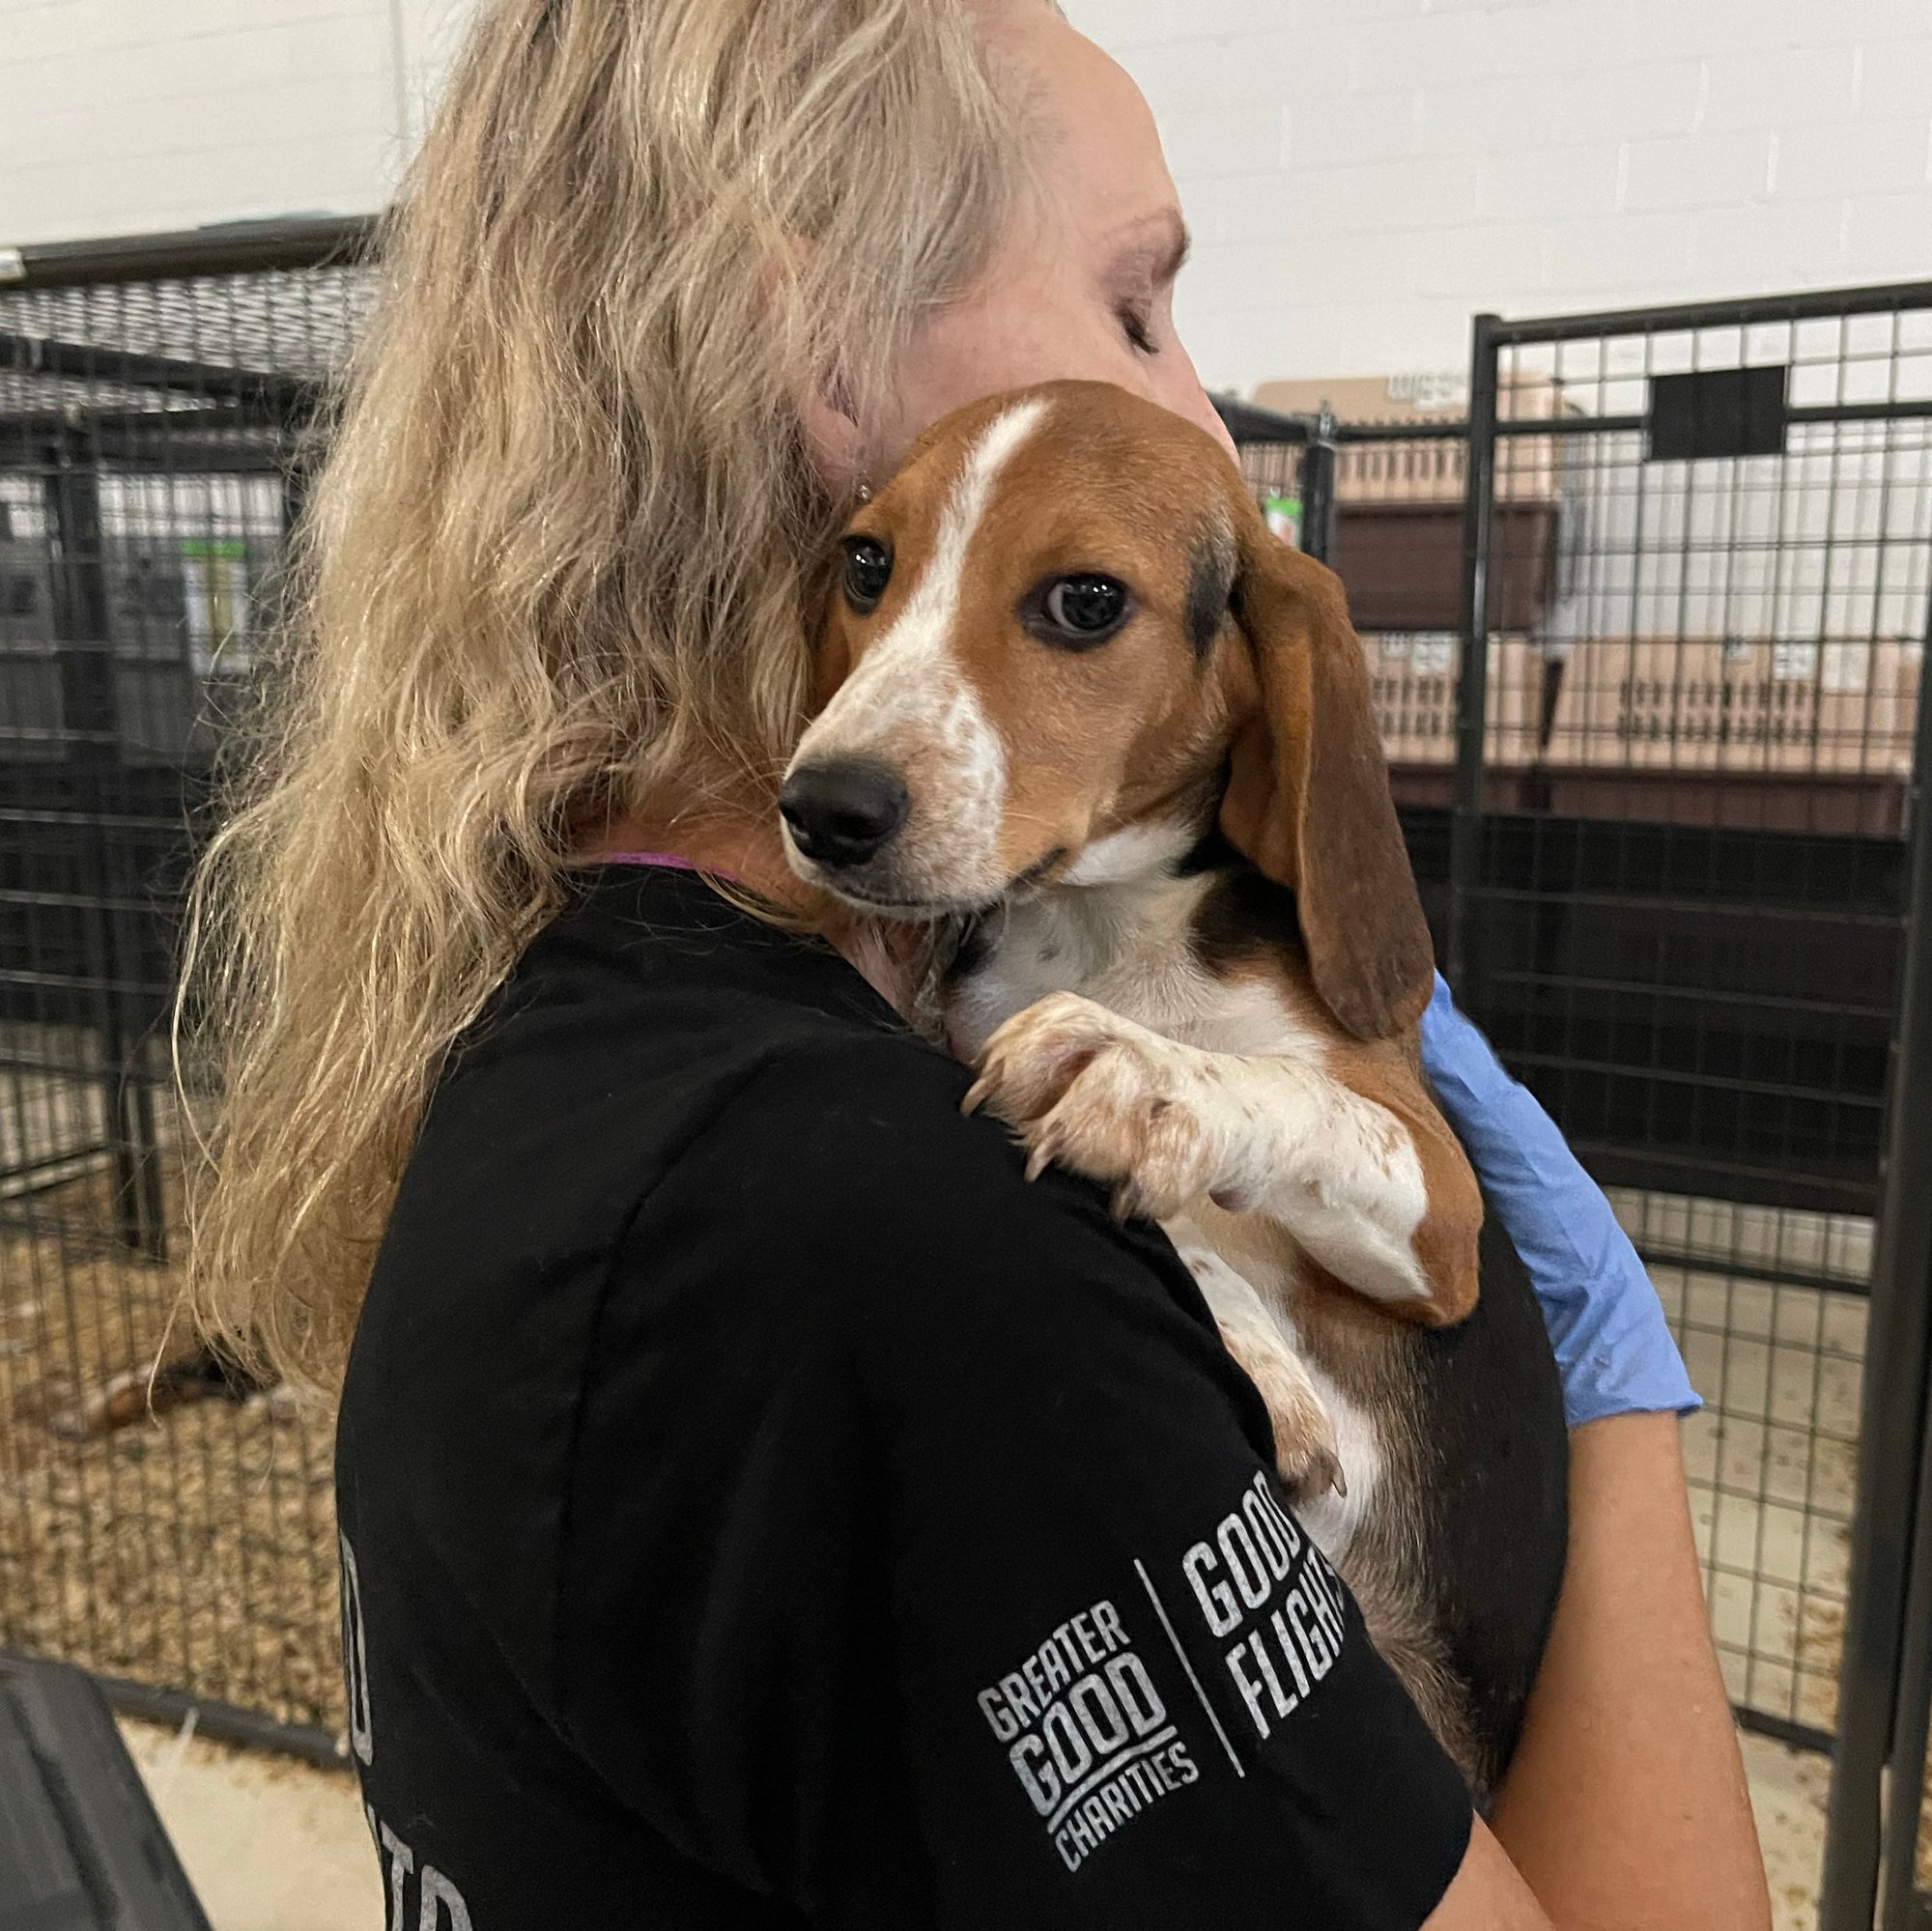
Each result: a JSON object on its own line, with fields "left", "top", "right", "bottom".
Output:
{"left": 1543, "top": 636, "right": 1922, "bottom": 776}
{"left": 1364, "top": 633, "right": 1540, "bottom": 768}
{"left": 1250, "top": 371, "right": 1570, "bottom": 504}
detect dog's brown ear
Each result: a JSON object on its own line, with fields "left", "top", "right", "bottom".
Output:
{"left": 1217, "top": 514, "right": 1435, "bottom": 1040}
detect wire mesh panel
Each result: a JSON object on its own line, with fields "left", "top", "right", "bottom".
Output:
{"left": 10, "top": 237, "right": 1932, "bottom": 1846}
{"left": 1450, "top": 289, "right": 1932, "bottom": 1764}
{"left": 0, "top": 228, "right": 374, "bottom": 1753}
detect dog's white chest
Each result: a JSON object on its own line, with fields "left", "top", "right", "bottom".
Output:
{"left": 949, "top": 870, "right": 1286, "bottom": 1060}
{"left": 947, "top": 866, "right": 1386, "bottom": 1552}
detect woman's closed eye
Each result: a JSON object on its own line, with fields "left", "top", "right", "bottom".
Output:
{"left": 1117, "top": 299, "right": 1158, "bottom": 355}
{"left": 1106, "top": 212, "right": 1188, "bottom": 360}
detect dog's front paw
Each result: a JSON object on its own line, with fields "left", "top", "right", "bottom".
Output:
{"left": 963, "top": 992, "right": 1223, "bottom": 1221}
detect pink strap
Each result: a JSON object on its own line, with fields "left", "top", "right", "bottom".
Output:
{"left": 599, "top": 850, "right": 701, "bottom": 871}
{"left": 596, "top": 849, "right": 744, "bottom": 886}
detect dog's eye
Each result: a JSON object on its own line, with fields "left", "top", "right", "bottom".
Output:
{"left": 841, "top": 536, "right": 894, "bottom": 614}
{"left": 1040, "top": 574, "right": 1130, "bottom": 644}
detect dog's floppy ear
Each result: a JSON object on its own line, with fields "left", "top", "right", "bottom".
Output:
{"left": 1217, "top": 511, "right": 1435, "bottom": 1040}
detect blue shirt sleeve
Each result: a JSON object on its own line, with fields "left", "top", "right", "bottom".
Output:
{"left": 1418, "top": 973, "right": 1700, "bottom": 1428}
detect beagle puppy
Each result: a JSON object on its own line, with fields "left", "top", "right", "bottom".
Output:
{"left": 780, "top": 380, "right": 1567, "bottom": 1802}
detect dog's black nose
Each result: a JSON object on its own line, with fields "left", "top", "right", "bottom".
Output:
{"left": 779, "top": 758, "right": 909, "bottom": 868}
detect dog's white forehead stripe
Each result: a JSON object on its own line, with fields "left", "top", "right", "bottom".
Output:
{"left": 788, "top": 396, "right": 1052, "bottom": 894}
{"left": 942, "top": 393, "right": 1052, "bottom": 549}
{"left": 873, "top": 392, "right": 1051, "bottom": 664}
{"left": 815, "top": 391, "right": 1059, "bottom": 729}
{"left": 806, "top": 394, "right": 1051, "bottom": 768}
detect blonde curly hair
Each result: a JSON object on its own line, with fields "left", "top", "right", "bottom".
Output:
{"left": 182, "top": 0, "right": 1040, "bottom": 1385}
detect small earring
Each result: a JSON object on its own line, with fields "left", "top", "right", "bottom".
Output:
{"left": 855, "top": 479, "right": 872, "bottom": 503}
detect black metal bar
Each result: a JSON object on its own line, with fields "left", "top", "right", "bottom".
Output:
{"left": 0, "top": 806, "right": 191, "bottom": 834}
{"left": 1736, "top": 1706, "right": 1835, "bottom": 1756}
{"left": 0, "top": 968, "right": 170, "bottom": 1001}
{"left": 1820, "top": 578, "right": 1932, "bottom": 1931}
{"left": 1790, "top": 397, "right": 1932, "bottom": 429}
{"left": 0, "top": 403, "right": 271, "bottom": 438}
{"left": 0, "top": 331, "right": 320, "bottom": 416}
{"left": 1483, "top": 961, "right": 1896, "bottom": 1023}
{"left": 1564, "top": 1143, "right": 1880, "bottom": 1218}
{"left": 0, "top": 1140, "right": 113, "bottom": 1181}
{"left": 1446, "top": 315, "right": 1501, "bottom": 991}
{"left": 0, "top": 215, "right": 379, "bottom": 292}
{"left": 1495, "top": 413, "right": 1646, "bottom": 436}
{"left": 84, "top": 823, "right": 156, "bottom": 1257}
{"left": 1489, "top": 279, "right": 1932, "bottom": 347}
{"left": 1501, "top": 1048, "right": 1884, "bottom": 1111}
{"left": 1476, "top": 397, "right": 1932, "bottom": 443}
{"left": 0, "top": 422, "right": 292, "bottom": 477}
{"left": 283, "top": 442, "right": 315, "bottom": 566}
{"left": 38, "top": 462, "right": 167, "bottom": 1259}
{"left": 1300, "top": 408, "right": 1340, "bottom": 567}
{"left": 43, "top": 466, "right": 116, "bottom": 754}
{"left": 47, "top": 433, "right": 285, "bottom": 475}
{"left": 1633, "top": 1245, "right": 1869, "bottom": 1298}
{"left": 1330, "top": 418, "right": 1470, "bottom": 444}
{"left": 1211, "top": 395, "right": 1313, "bottom": 446}
{"left": 0, "top": 1652, "right": 351, "bottom": 1772}
{"left": 1879, "top": 1328, "right": 1932, "bottom": 1928}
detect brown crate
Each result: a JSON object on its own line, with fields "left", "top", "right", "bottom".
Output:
{"left": 1545, "top": 637, "right": 1922, "bottom": 776}
{"left": 1336, "top": 500, "right": 1557, "bottom": 632}
{"left": 1253, "top": 373, "right": 1463, "bottom": 425}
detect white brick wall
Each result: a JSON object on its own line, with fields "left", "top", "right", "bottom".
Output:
{"left": 0, "top": 0, "right": 467, "bottom": 245}
{"left": 1076, "top": 0, "right": 1932, "bottom": 391}
{"left": 2, "top": 0, "right": 1926, "bottom": 398}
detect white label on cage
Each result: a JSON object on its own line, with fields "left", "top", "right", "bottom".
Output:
{"left": 1721, "top": 636, "right": 1756, "bottom": 664}
{"left": 1385, "top": 371, "right": 1467, "bottom": 412}
{"left": 1378, "top": 634, "right": 1413, "bottom": 663}
{"left": 180, "top": 540, "right": 252, "bottom": 678}
{"left": 1773, "top": 640, "right": 1820, "bottom": 682}
{"left": 1410, "top": 636, "right": 1456, "bottom": 675}
{"left": 0, "top": 249, "right": 24, "bottom": 285}
{"left": 1821, "top": 642, "right": 1869, "bottom": 694}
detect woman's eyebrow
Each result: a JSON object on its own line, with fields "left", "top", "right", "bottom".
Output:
{"left": 1111, "top": 210, "right": 1192, "bottom": 285}
{"left": 1155, "top": 213, "right": 1192, "bottom": 283}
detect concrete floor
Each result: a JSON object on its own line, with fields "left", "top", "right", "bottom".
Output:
{"left": 121, "top": 1717, "right": 1829, "bottom": 1930}
{"left": 1747, "top": 1733, "right": 1833, "bottom": 1931}
{"left": 119, "top": 1718, "right": 380, "bottom": 1931}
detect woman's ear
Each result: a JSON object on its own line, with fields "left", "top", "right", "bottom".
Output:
{"left": 795, "top": 367, "right": 867, "bottom": 495}
{"left": 764, "top": 236, "right": 871, "bottom": 496}
{"left": 1217, "top": 511, "right": 1435, "bottom": 1040}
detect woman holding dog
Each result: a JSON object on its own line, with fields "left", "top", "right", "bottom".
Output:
{"left": 187, "top": 2, "right": 1770, "bottom": 1926}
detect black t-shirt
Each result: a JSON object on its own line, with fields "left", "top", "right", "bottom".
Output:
{"left": 335, "top": 865, "right": 1472, "bottom": 1929}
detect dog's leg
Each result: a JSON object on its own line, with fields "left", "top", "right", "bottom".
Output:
{"left": 1165, "top": 1226, "right": 1344, "bottom": 1501}
{"left": 964, "top": 990, "right": 1478, "bottom": 1325}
